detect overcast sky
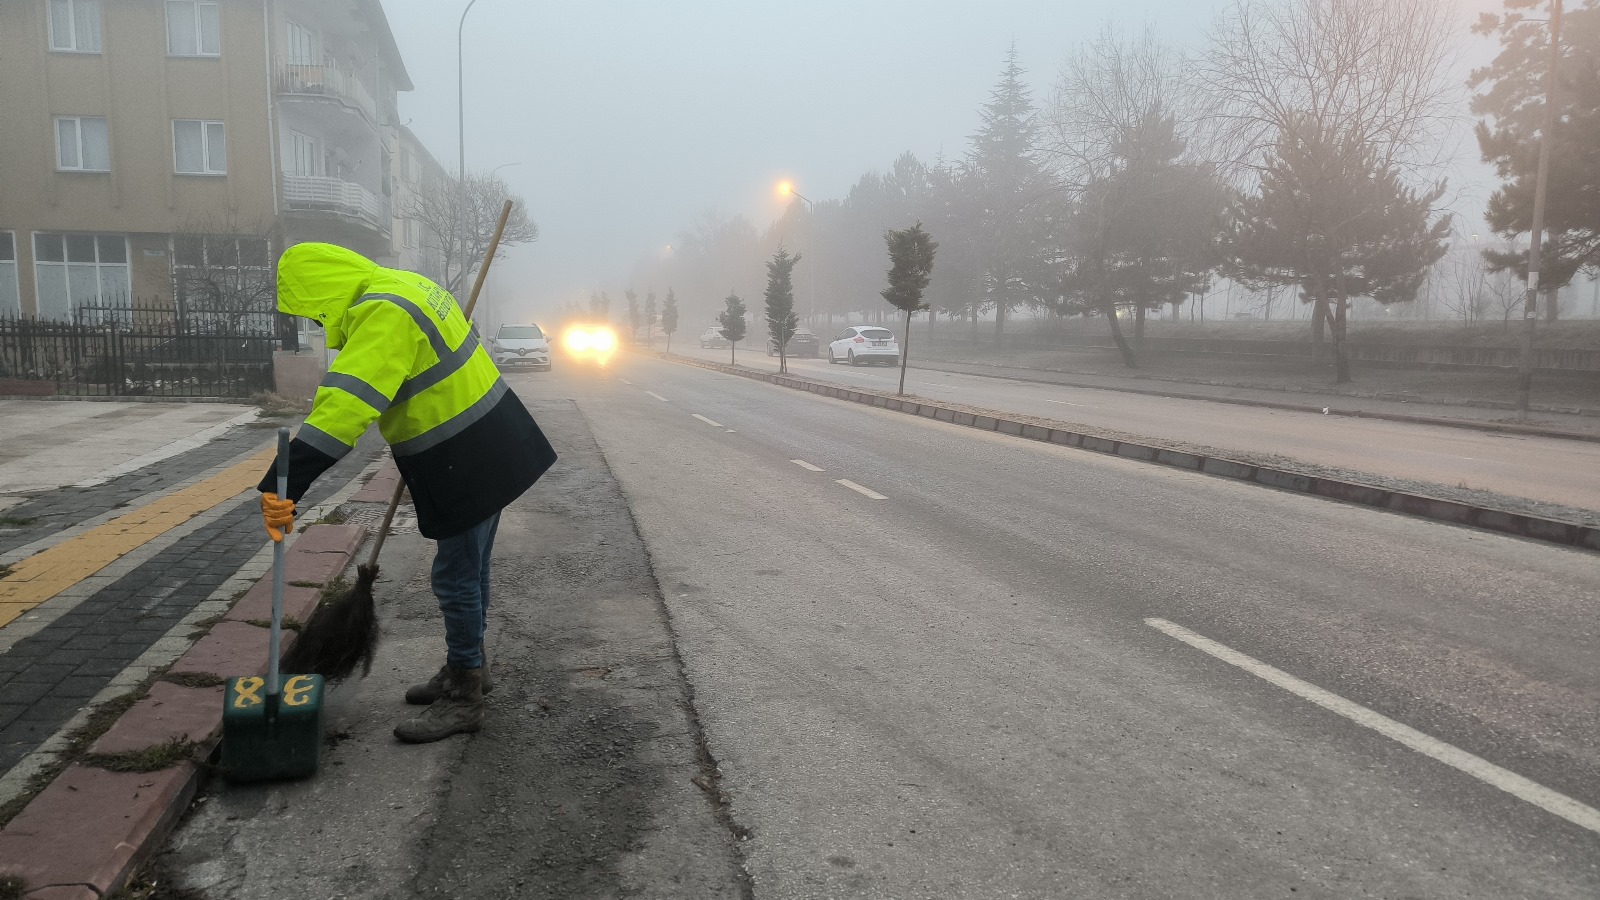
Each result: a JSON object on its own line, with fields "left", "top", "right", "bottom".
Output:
{"left": 384, "top": 0, "right": 1503, "bottom": 323}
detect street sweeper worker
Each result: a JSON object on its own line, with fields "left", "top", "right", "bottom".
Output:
{"left": 257, "top": 242, "right": 556, "bottom": 744}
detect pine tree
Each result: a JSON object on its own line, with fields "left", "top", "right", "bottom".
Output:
{"left": 965, "top": 45, "right": 1055, "bottom": 340}
{"left": 1472, "top": 0, "right": 1600, "bottom": 321}
{"left": 882, "top": 223, "right": 938, "bottom": 395}
{"left": 764, "top": 246, "right": 802, "bottom": 374}
{"left": 644, "top": 290, "right": 657, "bottom": 349}
{"left": 718, "top": 292, "right": 747, "bottom": 365}
{"left": 661, "top": 288, "right": 679, "bottom": 353}
{"left": 624, "top": 289, "right": 640, "bottom": 345}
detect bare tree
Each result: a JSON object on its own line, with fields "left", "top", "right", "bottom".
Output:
{"left": 169, "top": 216, "right": 278, "bottom": 336}
{"left": 403, "top": 170, "right": 538, "bottom": 296}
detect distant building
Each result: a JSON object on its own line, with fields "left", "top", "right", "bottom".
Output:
{"left": 0, "top": 0, "right": 446, "bottom": 319}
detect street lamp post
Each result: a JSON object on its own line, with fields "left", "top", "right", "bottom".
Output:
{"left": 456, "top": 0, "right": 482, "bottom": 299}
{"left": 779, "top": 182, "right": 816, "bottom": 328}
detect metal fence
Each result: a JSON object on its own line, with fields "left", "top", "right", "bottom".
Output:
{"left": 0, "top": 303, "right": 281, "bottom": 398}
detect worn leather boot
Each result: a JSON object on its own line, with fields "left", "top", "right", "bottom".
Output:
{"left": 394, "top": 666, "right": 484, "bottom": 744}
{"left": 404, "top": 646, "right": 492, "bottom": 705}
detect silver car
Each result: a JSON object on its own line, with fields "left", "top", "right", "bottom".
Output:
{"left": 489, "top": 323, "right": 551, "bottom": 370}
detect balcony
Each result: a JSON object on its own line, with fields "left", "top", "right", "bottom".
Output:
{"left": 282, "top": 174, "right": 390, "bottom": 232}
{"left": 275, "top": 61, "right": 378, "bottom": 123}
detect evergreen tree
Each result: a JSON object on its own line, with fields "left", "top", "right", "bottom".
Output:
{"left": 1226, "top": 123, "right": 1449, "bottom": 382}
{"left": 881, "top": 223, "right": 939, "bottom": 396}
{"left": 966, "top": 45, "right": 1055, "bottom": 339}
{"left": 718, "top": 292, "right": 747, "bottom": 365}
{"left": 624, "top": 289, "right": 640, "bottom": 345}
{"left": 764, "top": 246, "right": 802, "bottom": 374}
{"left": 661, "top": 288, "right": 679, "bottom": 353}
{"left": 1472, "top": 0, "right": 1600, "bottom": 321}
{"left": 644, "top": 290, "right": 657, "bottom": 349}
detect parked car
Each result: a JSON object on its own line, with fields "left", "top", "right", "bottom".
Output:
{"left": 767, "top": 326, "right": 819, "bottom": 358}
{"left": 489, "top": 323, "right": 551, "bottom": 370}
{"left": 827, "top": 326, "right": 899, "bottom": 366}
{"left": 699, "top": 326, "right": 731, "bottom": 349}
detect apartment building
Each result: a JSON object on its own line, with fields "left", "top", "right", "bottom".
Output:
{"left": 0, "top": 0, "right": 438, "bottom": 320}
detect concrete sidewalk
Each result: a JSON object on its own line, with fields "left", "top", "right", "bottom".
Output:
{"left": 0, "top": 399, "right": 258, "bottom": 506}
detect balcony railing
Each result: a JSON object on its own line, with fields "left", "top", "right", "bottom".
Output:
{"left": 282, "top": 174, "right": 390, "bottom": 232}
{"left": 275, "top": 61, "right": 378, "bottom": 122}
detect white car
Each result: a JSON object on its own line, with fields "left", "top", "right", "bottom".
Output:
{"left": 827, "top": 326, "right": 899, "bottom": 366}
{"left": 489, "top": 323, "right": 551, "bottom": 370}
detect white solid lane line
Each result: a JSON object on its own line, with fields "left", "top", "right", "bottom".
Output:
{"left": 1145, "top": 617, "right": 1600, "bottom": 836}
{"left": 645, "top": 391, "right": 669, "bottom": 402}
{"left": 1044, "top": 399, "right": 1085, "bottom": 407}
{"left": 692, "top": 413, "right": 724, "bottom": 428}
{"left": 791, "top": 459, "right": 824, "bottom": 472}
{"left": 618, "top": 378, "right": 633, "bottom": 384}
{"left": 836, "top": 479, "right": 888, "bottom": 500}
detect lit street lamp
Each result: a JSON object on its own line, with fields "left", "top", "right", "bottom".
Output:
{"left": 778, "top": 181, "right": 817, "bottom": 326}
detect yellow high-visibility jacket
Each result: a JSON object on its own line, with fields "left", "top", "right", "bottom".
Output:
{"left": 258, "top": 243, "right": 555, "bottom": 538}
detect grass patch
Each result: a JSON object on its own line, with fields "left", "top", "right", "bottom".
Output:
{"left": 0, "top": 874, "right": 28, "bottom": 900}
{"left": 288, "top": 580, "right": 320, "bottom": 589}
{"left": 162, "top": 672, "right": 225, "bottom": 688}
{"left": 317, "top": 575, "right": 352, "bottom": 608}
{"left": 243, "top": 615, "right": 302, "bottom": 631}
{"left": 315, "top": 507, "right": 350, "bottom": 526}
{"left": 0, "top": 685, "right": 151, "bottom": 829}
{"left": 0, "top": 516, "right": 37, "bottom": 528}
{"left": 82, "top": 737, "right": 198, "bottom": 774}
{"left": 0, "top": 564, "right": 11, "bottom": 581}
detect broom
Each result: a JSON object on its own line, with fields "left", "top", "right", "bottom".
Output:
{"left": 283, "top": 200, "right": 517, "bottom": 681}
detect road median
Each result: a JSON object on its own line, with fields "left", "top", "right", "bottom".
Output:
{"left": 662, "top": 352, "right": 1600, "bottom": 553}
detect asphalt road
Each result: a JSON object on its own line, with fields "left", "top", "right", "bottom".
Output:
{"left": 667, "top": 342, "right": 1600, "bottom": 513}
{"left": 577, "top": 351, "right": 1600, "bottom": 898}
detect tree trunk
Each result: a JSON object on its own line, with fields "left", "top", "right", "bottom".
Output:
{"left": 1134, "top": 304, "right": 1146, "bottom": 351}
{"left": 927, "top": 307, "right": 936, "bottom": 349}
{"left": 730, "top": 342, "right": 735, "bottom": 366}
{"left": 1310, "top": 289, "right": 1328, "bottom": 349}
{"left": 1103, "top": 301, "right": 1137, "bottom": 368}
{"left": 898, "top": 308, "right": 912, "bottom": 396}
{"left": 1332, "top": 292, "right": 1351, "bottom": 384}
{"left": 969, "top": 302, "right": 978, "bottom": 345}
{"left": 1544, "top": 287, "right": 1560, "bottom": 322}
{"left": 994, "top": 299, "right": 1006, "bottom": 343}
{"left": 1171, "top": 300, "right": 1181, "bottom": 321}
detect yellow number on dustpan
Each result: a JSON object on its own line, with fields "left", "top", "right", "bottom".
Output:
{"left": 282, "top": 675, "right": 316, "bottom": 707}
{"left": 232, "top": 676, "right": 265, "bottom": 709}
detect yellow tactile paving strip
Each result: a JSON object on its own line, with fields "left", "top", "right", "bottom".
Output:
{"left": 0, "top": 445, "right": 275, "bottom": 628}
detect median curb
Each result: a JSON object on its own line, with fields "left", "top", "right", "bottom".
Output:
{"left": 0, "top": 523, "right": 366, "bottom": 899}
{"left": 663, "top": 353, "right": 1600, "bottom": 553}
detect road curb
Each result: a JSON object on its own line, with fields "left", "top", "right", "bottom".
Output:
{"left": 663, "top": 354, "right": 1600, "bottom": 553}
{"left": 910, "top": 360, "right": 1600, "bottom": 443}
{"left": 0, "top": 524, "right": 366, "bottom": 898}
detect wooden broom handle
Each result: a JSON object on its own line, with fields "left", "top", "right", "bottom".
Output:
{"left": 367, "top": 199, "right": 516, "bottom": 566}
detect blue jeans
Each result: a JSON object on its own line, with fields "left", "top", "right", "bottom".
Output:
{"left": 431, "top": 511, "right": 501, "bottom": 669}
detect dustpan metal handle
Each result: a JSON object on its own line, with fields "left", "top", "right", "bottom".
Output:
{"left": 269, "top": 427, "right": 289, "bottom": 698}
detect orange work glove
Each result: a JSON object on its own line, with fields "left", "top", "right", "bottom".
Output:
{"left": 261, "top": 492, "right": 295, "bottom": 543}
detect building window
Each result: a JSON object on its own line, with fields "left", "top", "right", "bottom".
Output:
{"left": 284, "top": 130, "right": 320, "bottom": 177}
{"left": 286, "top": 21, "right": 316, "bottom": 66}
{"left": 173, "top": 120, "right": 226, "bottom": 174}
{"left": 49, "top": 0, "right": 102, "bottom": 53}
{"left": 166, "top": 0, "right": 220, "bottom": 57}
{"left": 0, "top": 234, "right": 19, "bottom": 317}
{"left": 172, "top": 235, "right": 273, "bottom": 325}
{"left": 55, "top": 116, "right": 110, "bottom": 172}
{"left": 32, "top": 233, "right": 129, "bottom": 319}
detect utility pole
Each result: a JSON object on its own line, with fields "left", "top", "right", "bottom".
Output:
{"left": 1516, "top": 0, "right": 1562, "bottom": 422}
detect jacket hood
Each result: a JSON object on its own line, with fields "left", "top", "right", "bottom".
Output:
{"left": 277, "top": 243, "right": 379, "bottom": 349}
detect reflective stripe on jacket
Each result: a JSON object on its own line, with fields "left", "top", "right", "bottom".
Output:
{"left": 259, "top": 243, "right": 555, "bottom": 538}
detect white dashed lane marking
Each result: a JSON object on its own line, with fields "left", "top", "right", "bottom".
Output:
{"left": 836, "top": 479, "right": 888, "bottom": 500}
{"left": 791, "top": 459, "right": 824, "bottom": 472}
{"left": 618, "top": 378, "right": 633, "bottom": 384}
{"left": 1145, "top": 617, "right": 1600, "bottom": 836}
{"left": 692, "top": 414, "right": 724, "bottom": 428}
{"left": 645, "top": 391, "right": 669, "bottom": 402}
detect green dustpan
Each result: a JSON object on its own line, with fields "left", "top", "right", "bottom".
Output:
{"left": 222, "top": 427, "right": 325, "bottom": 782}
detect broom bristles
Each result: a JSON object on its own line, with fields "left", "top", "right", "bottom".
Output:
{"left": 281, "top": 562, "right": 381, "bottom": 681}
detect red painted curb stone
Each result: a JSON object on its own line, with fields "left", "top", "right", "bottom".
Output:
{"left": 166, "top": 621, "right": 281, "bottom": 679}
{"left": 282, "top": 524, "right": 367, "bottom": 584}
{"left": 224, "top": 582, "right": 321, "bottom": 626}
{"left": 89, "top": 682, "right": 225, "bottom": 756}
{"left": 0, "top": 764, "right": 196, "bottom": 897}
